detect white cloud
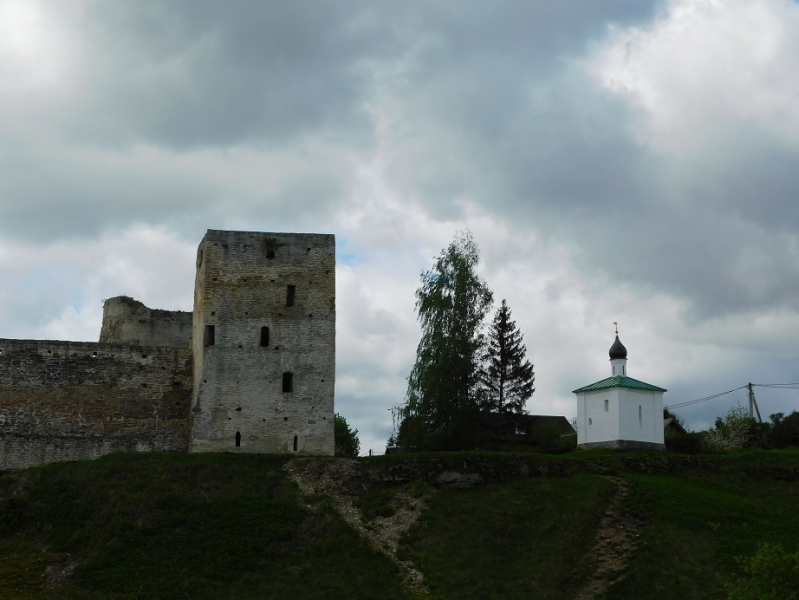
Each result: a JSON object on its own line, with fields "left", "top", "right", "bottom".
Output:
{"left": 589, "top": 0, "right": 799, "bottom": 154}
{"left": 0, "top": 0, "right": 76, "bottom": 91}
{"left": 0, "top": 225, "right": 195, "bottom": 341}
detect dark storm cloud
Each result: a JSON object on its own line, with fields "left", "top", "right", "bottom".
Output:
{"left": 363, "top": 1, "right": 799, "bottom": 321}
{"left": 9, "top": 0, "right": 797, "bottom": 322}
{"left": 697, "top": 135, "right": 799, "bottom": 234}
{"left": 0, "top": 0, "right": 657, "bottom": 243}
{"left": 71, "top": 0, "right": 390, "bottom": 149}
{"left": 66, "top": 0, "right": 656, "bottom": 149}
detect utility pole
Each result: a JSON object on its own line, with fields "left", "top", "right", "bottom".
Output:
{"left": 747, "top": 383, "right": 762, "bottom": 422}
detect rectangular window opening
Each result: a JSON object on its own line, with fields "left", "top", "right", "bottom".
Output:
{"left": 282, "top": 372, "right": 294, "bottom": 393}
{"left": 286, "top": 285, "right": 295, "bottom": 307}
{"left": 604, "top": 399, "right": 609, "bottom": 412}
{"left": 204, "top": 325, "right": 216, "bottom": 346}
{"left": 260, "top": 326, "right": 270, "bottom": 347}
{"left": 293, "top": 435, "right": 298, "bottom": 451}
{"left": 639, "top": 405, "right": 643, "bottom": 428}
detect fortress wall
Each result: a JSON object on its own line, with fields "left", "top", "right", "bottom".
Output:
{"left": 0, "top": 339, "right": 192, "bottom": 470}
{"left": 191, "top": 230, "right": 335, "bottom": 456}
{"left": 99, "top": 296, "right": 192, "bottom": 348}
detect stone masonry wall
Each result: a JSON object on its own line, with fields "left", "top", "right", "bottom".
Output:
{"left": 191, "top": 230, "right": 335, "bottom": 456}
{"left": 99, "top": 296, "right": 192, "bottom": 348}
{"left": 0, "top": 339, "right": 192, "bottom": 470}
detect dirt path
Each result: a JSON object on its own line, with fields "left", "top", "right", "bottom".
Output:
{"left": 285, "top": 458, "right": 430, "bottom": 596}
{"left": 573, "top": 476, "right": 644, "bottom": 600}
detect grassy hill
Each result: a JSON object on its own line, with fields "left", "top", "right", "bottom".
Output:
{"left": 0, "top": 449, "right": 798, "bottom": 599}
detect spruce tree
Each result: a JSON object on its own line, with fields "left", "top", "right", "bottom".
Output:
{"left": 481, "top": 299, "right": 535, "bottom": 414}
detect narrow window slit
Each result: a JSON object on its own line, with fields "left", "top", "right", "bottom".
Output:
{"left": 286, "top": 285, "right": 295, "bottom": 307}
{"left": 282, "top": 372, "right": 293, "bottom": 393}
{"left": 260, "top": 326, "right": 270, "bottom": 347}
{"left": 204, "top": 325, "right": 215, "bottom": 346}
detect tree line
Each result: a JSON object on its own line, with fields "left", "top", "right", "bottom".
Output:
{"left": 391, "top": 231, "right": 536, "bottom": 451}
{"left": 666, "top": 405, "right": 799, "bottom": 453}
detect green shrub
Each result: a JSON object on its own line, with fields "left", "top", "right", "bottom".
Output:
{"left": 705, "top": 406, "right": 759, "bottom": 451}
{"left": 725, "top": 543, "right": 799, "bottom": 600}
{"left": 354, "top": 485, "right": 398, "bottom": 521}
{"left": 334, "top": 413, "right": 361, "bottom": 458}
{"left": 545, "top": 433, "right": 576, "bottom": 454}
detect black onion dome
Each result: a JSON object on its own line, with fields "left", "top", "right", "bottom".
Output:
{"left": 609, "top": 335, "right": 627, "bottom": 360}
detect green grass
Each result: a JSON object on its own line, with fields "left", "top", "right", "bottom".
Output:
{"left": 1, "top": 449, "right": 798, "bottom": 599}
{"left": 399, "top": 474, "right": 616, "bottom": 599}
{"left": 0, "top": 452, "right": 408, "bottom": 599}
{"left": 604, "top": 453, "right": 799, "bottom": 599}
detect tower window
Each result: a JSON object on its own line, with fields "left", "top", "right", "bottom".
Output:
{"left": 282, "top": 372, "right": 294, "bottom": 393}
{"left": 267, "top": 249, "right": 275, "bottom": 259}
{"left": 604, "top": 399, "right": 609, "bottom": 412}
{"left": 589, "top": 418, "right": 593, "bottom": 426}
{"left": 293, "top": 435, "right": 298, "bottom": 451}
{"left": 204, "top": 325, "right": 215, "bottom": 346}
{"left": 260, "top": 326, "right": 270, "bottom": 347}
{"left": 235, "top": 431, "right": 241, "bottom": 447}
{"left": 286, "top": 285, "right": 295, "bottom": 307}
{"left": 639, "top": 405, "right": 643, "bottom": 428}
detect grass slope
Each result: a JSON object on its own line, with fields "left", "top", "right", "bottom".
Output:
{"left": 0, "top": 453, "right": 407, "bottom": 599}
{"left": 400, "top": 474, "right": 615, "bottom": 599}
{"left": 0, "top": 449, "right": 798, "bottom": 599}
{"left": 604, "top": 450, "right": 799, "bottom": 599}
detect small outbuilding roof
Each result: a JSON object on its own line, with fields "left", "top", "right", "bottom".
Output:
{"left": 664, "top": 417, "right": 688, "bottom": 435}
{"left": 572, "top": 375, "right": 667, "bottom": 394}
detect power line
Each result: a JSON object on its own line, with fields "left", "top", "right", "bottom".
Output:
{"left": 665, "top": 382, "right": 799, "bottom": 410}
{"left": 665, "top": 385, "right": 747, "bottom": 409}
{"left": 753, "top": 382, "right": 799, "bottom": 389}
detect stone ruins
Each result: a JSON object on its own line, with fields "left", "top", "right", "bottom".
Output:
{"left": 0, "top": 229, "right": 336, "bottom": 470}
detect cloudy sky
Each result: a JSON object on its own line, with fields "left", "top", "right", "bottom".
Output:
{"left": 2, "top": 0, "right": 799, "bottom": 453}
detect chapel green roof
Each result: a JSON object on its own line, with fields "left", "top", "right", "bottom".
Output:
{"left": 572, "top": 375, "right": 667, "bottom": 394}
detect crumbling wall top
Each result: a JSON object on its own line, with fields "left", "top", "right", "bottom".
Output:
{"left": 100, "top": 296, "right": 192, "bottom": 347}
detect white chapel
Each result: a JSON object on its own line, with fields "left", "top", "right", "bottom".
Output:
{"left": 573, "top": 327, "right": 666, "bottom": 450}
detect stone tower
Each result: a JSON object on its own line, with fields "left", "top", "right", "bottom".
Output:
{"left": 190, "top": 230, "right": 335, "bottom": 455}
